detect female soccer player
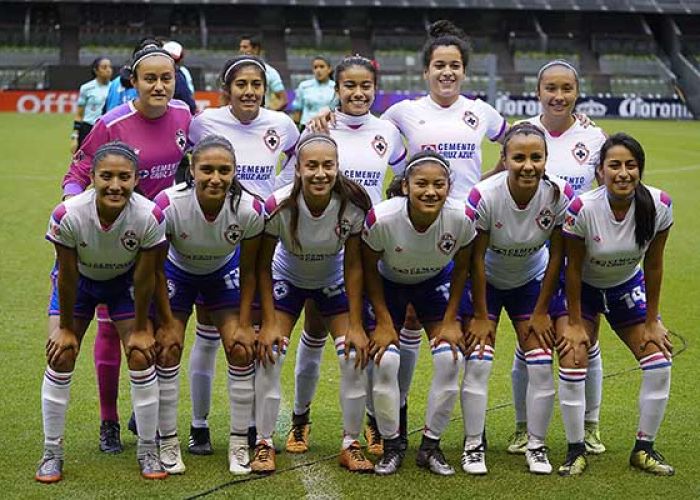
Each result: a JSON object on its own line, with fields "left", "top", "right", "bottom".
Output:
{"left": 63, "top": 43, "right": 191, "bottom": 454}
{"left": 186, "top": 54, "right": 299, "bottom": 454}
{"left": 363, "top": 150, "right": 476, "bottom": 476}
{"left": 153, "top": 135, "right": 264, "bottom": 475}
{"left": 465, "top": 123, "right": 573, "bottom": 475}
{"left": 283, "top": 55, "right": 407, "bottom": 456}
{"left": 508, "top": 60, "right": 609, "bottom": 456}
{"left": 70, "top": 56, "right": 112, "bottom": 152}
{"left": 254, "top": 133, "right": 373, "bottom": 474}
{"left": 36, "top": 142, "right": 167, "bottom": 483}
{"left": 290, "top": 56, "right": 336, "bottom": 130}
{"left": 560, "top": 133, "right": 674, "bottom": 476}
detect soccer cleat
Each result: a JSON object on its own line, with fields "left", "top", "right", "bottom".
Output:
{"left": 584, "top": 421, "right": 606, "bottom": 454}
{"left": 286, "top": 411, "right": 311, "bottom": 454}
{"left": 630, "top": 448, "right": 675, "bottom": 476}
{"left": 228, "top": 435, "right": 251, "bottom": 475}
{"left": 137, "top": 446, "right": 168, "bottom": 480}
{"left": 526, "top": 446, "right": 553, "bottom": 475}
{"left": 99, "top": 420, "right": 124, "bottom": 454}
{"left": 35, "top": 447, "right": 63, "bottom": 484}
{"left": 188, "top": 426, "right": 213, "bottom": 455}
{"left": 128, "top": 412, "right": 138, "bottom": 436}
{"left": 250, "top": 442, "right": 276, "bottom": 474}
{"left": 374, "top": 438, "right": 404, "bottom": 475}
{"left": 558, "top": 446, "right": 588, "bottom": 477}
{"left": 159, "top": 436, "right": 186, "bottom": 474}
{"left": 364, "top": 415, "right": 383, "bottom": 456}
{"left": 416, "top": 437, "right": 455, "bottom": 476}
{"left": 461, "top": 444, "right": 487, "bottom": 475}
{"left": 507, "top": 423, "right": 528, "bottom": 454}
{"left": 339, "top": 441, "right": 374, "bottom": 473}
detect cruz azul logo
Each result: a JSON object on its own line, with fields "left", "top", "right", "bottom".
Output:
{"left": 571, "top": 142, "right": 590, "bottom": 165}
{"left": 437, "top": 233, "right": 457, "bottom": 255}
{"left": 535, "top": 208, "right": 555, "bottom": 231}
{"left": 371, "top": 135, "right": 388, "bottom": 157}
{"left": 121, "top": 230, "right": 139, "bottom": 251}
{"left": 224, "top": 224, "right": 243, "bottom": 245}
{"left": 263, "top": 129, "right": 280, "bottom": 151}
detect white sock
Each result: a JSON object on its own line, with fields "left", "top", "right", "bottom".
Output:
{"left": 637, "top": 353, "right": 672, "bottom": 441}
{"left": 293, "top": 330, "right": 327, "bottom": 416}
{"left": 130, "top": 366, "right": 159, "bottom": 443}
{"left": 189, "top": 323, "right": 220, "bottom": 428}
{"left": 558, "top": 367, "right": 587, "bottom": 444}
{"left": 255, "top": 338, "right": 288, "bottom": 442}
{"left": 524, "top": 348, "right": 554, "bottom": 446}
{"left": 336, "top": 337, "right": 367, "bottom": 445}
{"left": 512, "top": 346, "right": 528, "bottom": 424}
{"left": 398, "top": 328, "right": 422, "bottom": 407}
{"left": 156, "top": 364, "right": 180, "bottom": 438}
{"left": 424, "top": 342, "right": 463, "bottom": 440}
{"left": 42, "top": 367, "right": 73, "bottom": 447}
{"left": 228, "top": 363, "right": 255, "bottom": 435}
{"left": 461, "top": 346, "right": 494, "bottom": 447}
{"left": 371, "top": 345, "right": 401, "bottom": 439}
{"left": 585, "top": 341, "right": 603, "bottom": 422}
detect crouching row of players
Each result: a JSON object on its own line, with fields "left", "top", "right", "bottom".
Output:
{"left": 37, "top": 124, "right": 674, "bottom": 483}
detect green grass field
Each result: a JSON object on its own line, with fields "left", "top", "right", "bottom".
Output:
{"left": 1, "top": 114, "right": 699, "bottom": 499}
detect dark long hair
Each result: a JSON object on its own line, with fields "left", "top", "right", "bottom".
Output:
{"left": 599, "top": 133, "right": 655, "bottom": 248}
{"left": 422, "top": 20, "right": 471, "bottom": 72}
{"left": 502, "top": 122, "right": 560, "bottom": 204}
{"left": 272, "top": 133, "right": 371, "bottom": 250}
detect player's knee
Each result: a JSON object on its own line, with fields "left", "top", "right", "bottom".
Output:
{"left": 49, "top": 350, "right": 78, "bottom": 373}
{"left": 127, "top": 348, "right": 151, "bottom": 371}
{"left": 375, "top": 349, "right": 400, "bottom": 381}
{"left": 558, "top": 345, "right": 589, "bottom": 369}
{"left": 157, "top": 340, "right": 183, "bottom": 367}
{"left": 225, "top": 342, "right": 250, "bottom": 366}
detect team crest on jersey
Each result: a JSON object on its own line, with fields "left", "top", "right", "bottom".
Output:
{"left": 121, "top": 230, "right": 139, "bottom": 251}
{"left": 272, "top": 280, "right": 289, "bottom": 300}
{"left": 535, "top": 208, "right": 555, "bottom": 231}
{"left": 437, "top": 233, "right": 457, "bottom": 255}
{"left": 263, "top": 129, "right": 281, "bottom": 151}
{"left": 371, "top": 135, "right": 388, "bottom": 157}
{"left": 571, "top": 142, "right": 590, "bottom": 165}
{"left": 335, "top": 218, "right": 352, "bottom": 241}
{"left": 463, "top": 111, "right": 479, "bottom": 130}
{"left": 224, "top": 224, "right": 243, "bottom": 245}
{"left": 175, "top": 129, "right": 187, "bottom": 151}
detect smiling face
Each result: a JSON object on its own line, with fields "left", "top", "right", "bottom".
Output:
{"left": 131, "top": 55, "right": 175, "bottom": 115}
{"left": 336, "top": 65, "right": 375, "bottom": 116}
{"left": 297, "top": 141, "right": 338, "bottom": 202}
{"left": 599, "top": 144, "right": 641, "bottom": 200}
{"left": 191, "top": 147, "right": 236, "bottom": 207}
{"left": 537, "top": 65, "right": 578, "bottom": 120}
{"left": 227, "top": 65, "right": 265, "bottom": 122}
{"left": 91, "top": 154, "right": 137, "bottom": 215}
{"left": 402, "top": 161, "right": 450, "bottom": 218}
{"left": 424, "top": 45, "right": 465, "bottom": 104}
{"left": 503, "top": 133, "right": 547, "bottom": 194}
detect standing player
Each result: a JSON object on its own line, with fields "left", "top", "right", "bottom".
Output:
{"left": 239, "top": 34, "right": 288, "bottom": 111}
{"left": 560, "top": 133, "right": 674, "bottom": 476}
{"left": 283, "top": 55, "right": 406, "bottom": 455}
{"left": 153, "top": 135, "right": 264, "bottom": 475}
{"left": 71, "top": 57, "right": 112, "bottom": 152}
{"left": 36, "top": 142, "right": 167, "bottom": 483}
{"left": 465, "top": 123, "right": 573, "bottom": 475}
{"left": 290, "top": 56, "right": 335, "bottom": 130}
{"left": 507, "top": 60, "right": 609, "bottom": 456}
{"left": 363, "top": 151, "right": 476, "bottom": 476}
{"left": 186, "top": 54, "right": 299, "bottom": 454}
{"left": 63, "top": 44, "right": 191, "bottom": 454}
{"left": 255, "top": 134, "right": 373, "bottom": 473}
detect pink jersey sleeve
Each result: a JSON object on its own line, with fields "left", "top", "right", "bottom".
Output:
{"left": 62, "top": 119, "right": 110, "bottom": 196}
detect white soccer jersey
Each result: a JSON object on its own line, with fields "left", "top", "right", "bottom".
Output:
{"left": 382, "top": 95, "right": 506, "bottom": 202}
{"left": 363, "top": 197, "right": 477, "bottom": 285}
{"left": 563, "top": 185, "right": 673, "bottom": 288}
{"left": 469, "top": 171, "right": 574, "bottom": 289}
{"left": 46, "top": 191, "right": 165, "bottom": 281}
{"left": 155, "top": 185, "right": 265, "bottom": 275}
{"left": 523, "top": 115, "right": 606, "bottom": 194}
{"left": 189, "top": 106, "right": 299, "bottom": 198}
{"left": 264, "top": 184, "right": 366, "bottom": 288}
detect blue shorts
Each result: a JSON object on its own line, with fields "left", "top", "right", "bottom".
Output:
{"left": 48, "top": 267, "right": 135, "bottom": 321}
{"left": 581, "top": 270, "right": 648, "bottom": 330}
{"left": 365, "top": 263, "right": 473, "bottom": 330}
{"left": 166, "top": 258, "right": 241, "bottom": 313}
{"left": 272, "top": 279, "right": 349, "bottom": 318}
{"left": 487, "top": 276, "right": 565, "bottom": 322}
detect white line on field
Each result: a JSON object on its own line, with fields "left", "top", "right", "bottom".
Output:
{"left": 645, "top": 164, "right": 700, "bottom": 175}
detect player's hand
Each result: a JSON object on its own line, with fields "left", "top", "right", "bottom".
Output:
{"left": 525, "top": 312, "right": 555, "bottom": 352}
{"left": 46, "top": 327, "right": 80, "bottom": 367}
{"left": 574, "top": 112, "right": 595, "bottom": 128}
{"left": 555, "top": 322, "right": 590, "bottom": 365}
{"left": 431, "top": 320, "right": 466, "bottom": 362}
{"left": 466, "top": 317, "right": 495, "bottom": 359}
{"left": 126, "top": 328, "right": 157, "bottom": 366}
{"left": 345, "top": 323, "right": 370, "bottom": 369}
{"left": 256, "top": 324, "right": 285, "bottom": 367}
{"left": 232, "top": 324, "right": 256, "bottom": 364}
{"left": 640, "top": 320, "right": 673, "bottom": 361}
{"left": 306, "top": 108, "right": 335, "bottom": 133}
{"left": 368, "top": 320, "right": 399, "bottom": 365}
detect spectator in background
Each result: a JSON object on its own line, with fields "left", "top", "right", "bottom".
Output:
{"left": 290, "top": 56, "right": 335, "bottom": 131}
{"left": 163, "top": 40, "right": 197, "bottom": 115}
{"left": 71, "top": 57, "right": 112, "bottom": 153}
{"left": 239, "top": 34, "right": 288, "bottom": 111}
{"left": 163, "top": 41, "right": 195, "bottom": 93}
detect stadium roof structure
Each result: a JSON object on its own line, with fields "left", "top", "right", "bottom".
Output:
{"left": 8, "top": 0, "right": 700, "bottom": 15}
